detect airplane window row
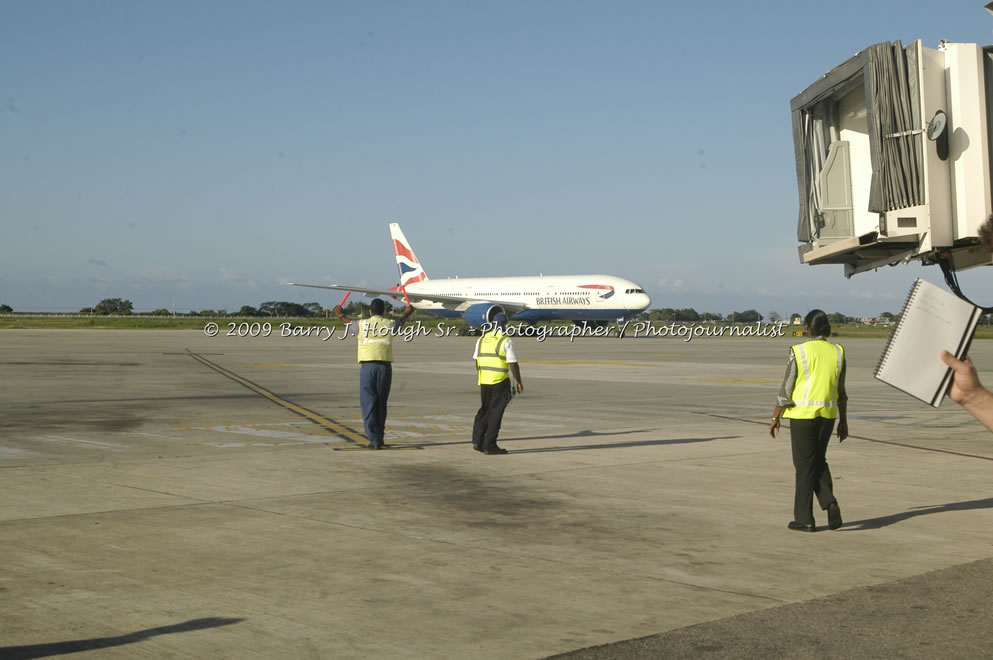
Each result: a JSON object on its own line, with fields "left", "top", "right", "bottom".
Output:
{"left": 436, "top": 290, "right": 621, "bottom": 297}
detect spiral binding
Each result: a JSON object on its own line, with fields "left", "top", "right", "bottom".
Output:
{"left": 874, "top": 278, "right": 922, "bottom": 377}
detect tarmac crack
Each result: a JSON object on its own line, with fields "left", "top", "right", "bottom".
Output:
{"left": 0, "top": 502, "right": 217, "bottom": 524}
{"left": 697, "top": 412, "right": 993, "bottom": 461}
{"left": 106, "top": 482, "right": 209, "bottom": 502}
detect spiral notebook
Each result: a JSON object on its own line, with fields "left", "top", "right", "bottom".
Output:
{"left": 874, "top": 278, "right": 981, "bottom": 407}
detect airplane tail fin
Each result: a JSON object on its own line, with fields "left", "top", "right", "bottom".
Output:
{"left": 390, "top": 223, "right": 428, "bottom": 286}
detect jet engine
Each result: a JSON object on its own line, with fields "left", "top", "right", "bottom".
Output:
{"left": 463, "top": 303, "right": 506, "bottom": 328}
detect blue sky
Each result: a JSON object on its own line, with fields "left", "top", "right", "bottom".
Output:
{"left": 3, "top": 0, "right": 993, "bottom": 316}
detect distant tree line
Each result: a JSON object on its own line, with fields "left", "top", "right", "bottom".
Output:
{"left": 79, "top": 298, "right": 134, "bottom": 315}
{"left": 70, "top": 298, "right": 389, "bottom": 318}
{"left": 0, "top": 299, "right": 972, "bottom": 323}
{"left": 637, "top": 308, "right": 765, "bottom": 323}
{"left": 635, "top": 309, "right": 918, "bottom": 324}
{"left": 223, "top": 300, "right": 392, "bottom": 318}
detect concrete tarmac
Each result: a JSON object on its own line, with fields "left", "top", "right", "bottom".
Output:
{"left": 1, "top": 326, "right": 992, "bottom": 658}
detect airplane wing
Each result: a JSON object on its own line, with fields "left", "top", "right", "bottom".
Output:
{"left": 287, "top": 282, "right": 527, "bottom": 314}
{"left": 288, "top": 282, "right": 406, "bottom": 300}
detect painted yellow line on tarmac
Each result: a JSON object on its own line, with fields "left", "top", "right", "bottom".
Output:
{"left": 187, "top": 351, "right": 367, "bottom": 444}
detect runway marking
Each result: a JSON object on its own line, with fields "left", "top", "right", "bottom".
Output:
{"left": 186, "top": 351, "right": 367, "bottom": 445}
{"left": 132, "top": 431, "right": 182, "bottom": 440}
{"left": 195, "top": 425, "right": 360, "bottom": 449}
{"left": 700, "top": 412, "right": 993, "bottom": 461}
{"left": 697, "top": 378, "right": 780, "bottom": 384}
{"left": 39, "top": 435, "right": 122, "bottom": 449}
{"left": 206, "top": 425, "right": 318, "bottom": 439}
{"left": 523, "top": 360, "right": 662, "bottom": 367}
{"left": 162, "top": 352, "right": 225, "bottom": 356}
{"left": 0, "top": 447, "right": 40, "bottom": 459}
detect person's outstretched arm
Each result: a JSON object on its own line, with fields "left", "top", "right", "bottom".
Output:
{"left": 941, "top": 350, "right": 993, "bottom": 433}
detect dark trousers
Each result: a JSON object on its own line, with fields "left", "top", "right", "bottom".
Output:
{"left": 472, "top": 379, "right": 511, "bottom": 451}
{"left": 359, "top": 361, "right": 392, "bottom": 445}
{"left": 789, "top": 417, "right": 838, "bottom": 525}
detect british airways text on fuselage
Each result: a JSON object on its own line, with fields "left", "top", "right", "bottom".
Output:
{"left": 534, "top": 296, "right": 593, "bottom": 306}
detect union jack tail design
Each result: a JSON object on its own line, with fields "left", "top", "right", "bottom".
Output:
{"left": 389, "top": 223, "right": 428, "bottom": 287}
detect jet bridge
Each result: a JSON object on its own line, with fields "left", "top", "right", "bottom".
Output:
{"left": 790, "top": 39, "right": 993, "bottom": 277}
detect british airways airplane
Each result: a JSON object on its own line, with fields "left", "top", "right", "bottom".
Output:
{"left": 289, "top": 223, "right": 651, "bottom": 327}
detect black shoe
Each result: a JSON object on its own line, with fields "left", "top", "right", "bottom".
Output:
{"left": 472, "top": 445, "right": 485, "bottom": 453}
{"left": 827, "top": 502, "right": 842, "bottom": 530}
{"left": 788, "top": 521, "right": 816, "bottom": 532}
{"left": 367, "top": 443, "right": 382, "bottom": 450}
{"left": 484, "top": 447, "right": 508, "bottom": 455}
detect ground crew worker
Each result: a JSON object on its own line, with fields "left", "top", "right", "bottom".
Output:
{"left": 471, "top": 314, "right": 524, "bottom": 455}
{"left": 335, "top": 298, "right": 414, "bottom": 449}
{"left": 769, "top": 309, "right": 848, "bottom": 532}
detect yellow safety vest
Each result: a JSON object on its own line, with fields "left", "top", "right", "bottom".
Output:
{"left": 357, "top": 316, "right": 394, "bottom": 363}
{"left": 783, "top": 339, "right": 844, "bottom": 419}
{"left": 476, "top": 330, "right": 510, "bottom": 385}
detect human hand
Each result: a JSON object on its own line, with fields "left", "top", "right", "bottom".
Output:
{"left": 941, "top": 350, "right": 983, "bottom": 405}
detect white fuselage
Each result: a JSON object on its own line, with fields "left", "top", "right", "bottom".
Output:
{"left": 406, "top": 274, "right": 651, "bottom": 322}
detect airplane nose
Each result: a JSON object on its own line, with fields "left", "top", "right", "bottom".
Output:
{"left": 625, "top": 292, "right": 651, "bottom": 310}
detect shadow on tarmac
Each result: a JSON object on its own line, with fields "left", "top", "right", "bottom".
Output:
{"left": 0, "top": 617, "right": 244, "bottom": 659}
{"left": 842, "top": 496, "right": 993, "bottom": 530}
{"left": 509, "top": 435, "right": 739, "bottom": 454}
{"left": 507, "top": 428, "right": 656, "bottom": 442}
{"left": 374, "top": 428, "right": 675, "bottom": 451}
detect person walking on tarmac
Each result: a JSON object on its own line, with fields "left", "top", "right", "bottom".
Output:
{"left": 472, "top": 314, "right": 524, "bottom": 455}
{"left": 334, "top": 298, "right": 414, "bottom": 449}
{"left": 769, "top": 309, "right": 848, "bottom": 532}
